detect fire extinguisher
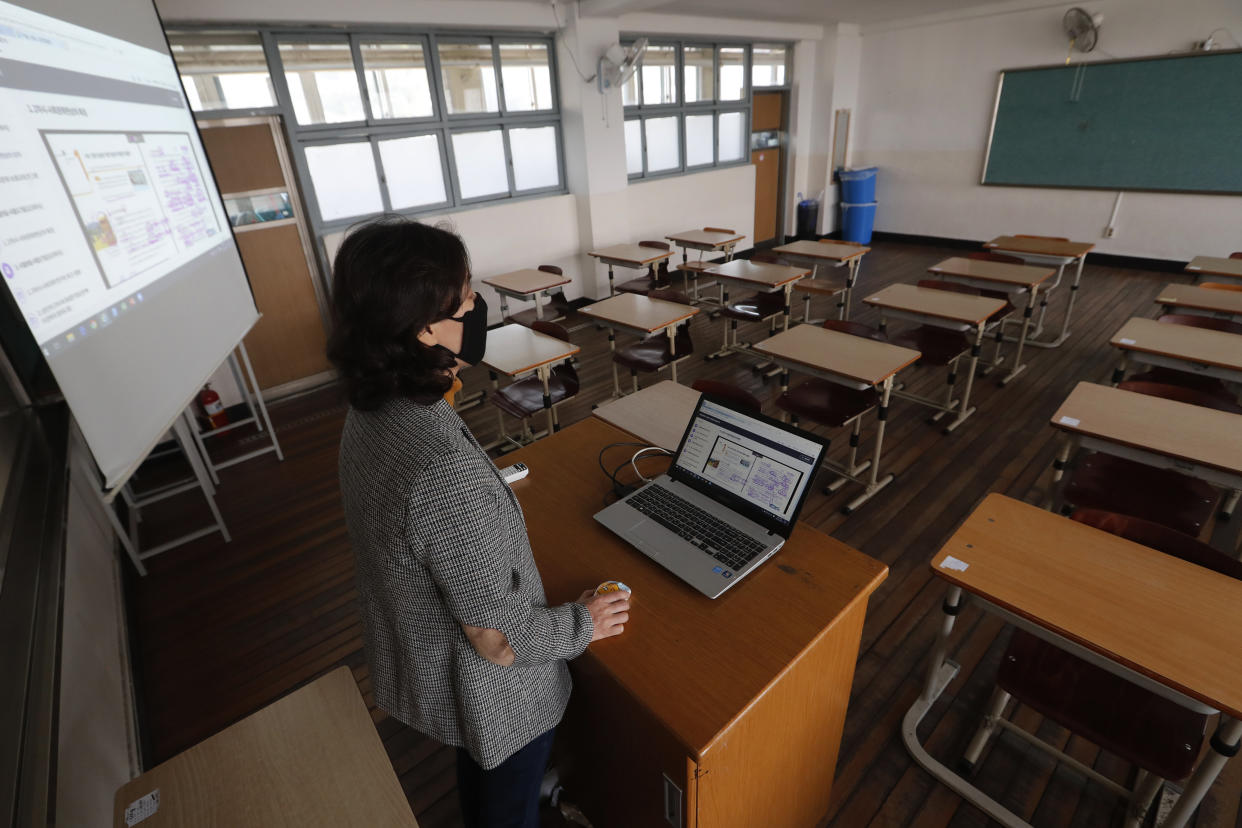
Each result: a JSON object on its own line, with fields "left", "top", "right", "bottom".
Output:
{"left": 199, "top": 384, "right": 229, "bottom": 430}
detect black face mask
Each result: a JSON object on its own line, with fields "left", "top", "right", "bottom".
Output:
{"left": 446, "top": 295, "right": 488, "bottom": 366}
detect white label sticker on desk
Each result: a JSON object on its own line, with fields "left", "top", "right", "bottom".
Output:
{"left": 1058, "top": 416, "right": 1080, "bottom": 427}
{"left": 1118, "top": 338, "right": 1136, "bottom": 345}
{"left": 125, "top": 790, "right": 160, "bottom": 826}
{"left": 940, "top": 555, "right": 969, "bottom": 572}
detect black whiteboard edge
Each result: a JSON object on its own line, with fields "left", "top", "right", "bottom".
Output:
{"left": 997, "top": 46, "right": 1242, "bottom": 75}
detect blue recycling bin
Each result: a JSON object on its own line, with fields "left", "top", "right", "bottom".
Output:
{"left": 838, "top": 167, "right": 877, "bottom": 203}
{"left": 840, "top": 202, "right": 877, "bottom": 244}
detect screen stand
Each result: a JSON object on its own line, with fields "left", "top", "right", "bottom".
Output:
{"left": 184, "top": 342, "right": 284, "bottom": 483}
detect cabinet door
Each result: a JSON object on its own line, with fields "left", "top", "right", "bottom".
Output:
{"left": 751, "top": 148, "right": 781, "bottom": 244}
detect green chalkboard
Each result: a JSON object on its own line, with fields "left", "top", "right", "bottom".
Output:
{"left": 982, "top": 50, "right": 1242, "bottom": 193}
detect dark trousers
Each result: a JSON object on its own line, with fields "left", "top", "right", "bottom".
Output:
{"left": 456, "top": 728, "right": 554, "bottom": 828}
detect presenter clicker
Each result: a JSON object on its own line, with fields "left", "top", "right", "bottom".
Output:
{"left": 329, "top": 217, "right": 629, "bottom": 828}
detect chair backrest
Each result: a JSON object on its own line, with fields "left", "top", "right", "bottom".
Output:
{"left": 1071, "top": 509, "right": 1242, "bottom": 581}
{"left": 1014, "top": 234, "right": 1069, "bottom": 241}
{"left": 1157, "top": 313, "right": 1242, "bottom": 336}
{"left": 530, "top": 320, "right": 571, "bottom": 343}
{"left": 968, "top": 251, "right": 1025, "bottom": 265}
{"left": 703, "top": 226, "right": 735, "bottom": 234}
{"left": 647, "top": 287, "right": 693, "bottom": 306}
{"left": 750, "top": 251, "right": 781, "bottom": 264}
{"left": 822, "top": 319, "right": 887, "bottom": 342}
{"left": 1202, "top": 281, "right": 1242, "bottom": 293}
{"left": 690, "top": 380, "right": 762, "bottom": 416}
{"left": 1118, "top": 380, "right": 1242, "bottom": 414}
{"left": 1229, "top": 252, "right": 1242, "bottom": 259}
{"left": 537, "top": 264, "right": 563, "bottom": 276}
{"left": 917, "top": 278, "right": 979, "bottom": 296}
{"left": 639, "top": 240, "right": 671, "bottom": 251}
{"left": 821, "top": 239, "right": 864, "bottom": 246}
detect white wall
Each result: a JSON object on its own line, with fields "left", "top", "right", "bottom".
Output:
{"left": 627, "top": 165, "right": 756, "bottom": 253}
{"left": 854, "top": 0, "right": 1242, "bottom": 259}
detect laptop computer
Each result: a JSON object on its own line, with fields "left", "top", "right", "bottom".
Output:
{"left": 594, "top": 394, "right": 828, "bottom": 599}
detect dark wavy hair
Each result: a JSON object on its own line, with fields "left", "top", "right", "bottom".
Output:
{"left": 326, "top": 216, "right": 471, "bottom": 410}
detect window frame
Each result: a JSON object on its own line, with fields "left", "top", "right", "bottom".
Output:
{"left": 166, "top": 25, "right": 566, "bottom": 238}
{"left": 622, "top": 38, "right": 758, "bottom": 182}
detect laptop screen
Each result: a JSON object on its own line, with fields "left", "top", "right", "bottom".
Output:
{"left": 672, "top": 398, "right": 825, "bottom": 532}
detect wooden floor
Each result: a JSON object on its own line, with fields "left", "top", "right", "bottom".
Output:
{"left": 128, "top": 239, "right": 1242, "bottom": 828}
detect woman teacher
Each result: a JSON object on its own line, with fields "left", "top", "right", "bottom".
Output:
{"left": 330, "top": 217, "right": 630, "bottom": 828}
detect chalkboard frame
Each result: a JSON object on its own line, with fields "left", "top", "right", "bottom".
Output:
{"left": 980, "top": 48, "right": 1242, "bottom": 196}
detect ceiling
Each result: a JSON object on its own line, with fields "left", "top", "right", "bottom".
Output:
{"left": 559, "top": 0, "right": 1064, "bottom": 26}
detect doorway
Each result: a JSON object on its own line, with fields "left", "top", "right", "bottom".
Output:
{"left": 750, "top": 90, "right": 787, "bottom": 247}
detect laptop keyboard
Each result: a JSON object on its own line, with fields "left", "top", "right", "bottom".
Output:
{"left": 627, "top": 485, "right": 767, "bottom": 571}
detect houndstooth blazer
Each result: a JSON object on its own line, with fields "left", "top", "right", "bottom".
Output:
{"left": 339, "top": 395, "right": 593, "bottom": 770}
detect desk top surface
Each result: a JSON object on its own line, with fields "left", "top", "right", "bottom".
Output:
{"left": 864, "top": 283, "right": 1007, "bottom": 325}
{"left": 113, "top": 667, "right": 417, "bottom": 827}
{"left": 480, "top": 323, "right": 580, "bottom": 376}
{"left": 984, "top": 236, "right": 1094, "bottom": 258}
{"left": 753, "top": 324, "right": 921, "bottom": 385}
{"left": 579, "top": 293, "right": 699, "bottom": 331}
{"left": 703, "top": 258, "right": 811, "bottom": 286}
{"left": 592, "top": 380, "right": 700, "bottom": 450}
{"left": 506, "top": 417, "right": 888, "bottom": 758}
{"left": 589, "top": 243, "right": 673, "bottom": 264}
{"left": 481, "top": 268, "right": 571, "bottom": 295}
{"left": 773, "top": 239, "right": 869, "bottom": 261}
{"left": 1186, "top": 256, "right": 1242, "bottom": 278}
{"left": 933, "top": 494, "right": 1242, "bottom": 720}
{"left": 1156, "top": 283, "right": 1242, "bottom": 315}
{"left": 929, "top": 256, "right": 1056, "bottom": 287}
{"left": 1051, "top": 381, "right": 1242, "bottom": 478}
{"left": 1110, "top": 317, "right": 1242, "bottom": 372}
{"left": 665, "top": 228, "right": 745, "bottom": 247}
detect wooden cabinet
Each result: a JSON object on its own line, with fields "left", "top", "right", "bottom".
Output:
{"left": 751, "top": 148, "right": 781, "bottom": 245}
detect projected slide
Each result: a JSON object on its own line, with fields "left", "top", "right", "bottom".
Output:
{"left": 42, "top": 130, "right": 221, "bottom": 288}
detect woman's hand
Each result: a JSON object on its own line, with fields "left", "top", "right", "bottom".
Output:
{"left": 577, "top": 590, "right": 631, "bottom": 642}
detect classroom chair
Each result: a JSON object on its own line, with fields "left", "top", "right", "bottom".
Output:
{"left": 1122, "top": 313, "right": 1242, "bottom": 398}
{"left": 1059, "top": 454, "right": 1217, "bottom": 538}
{"left": 689, "top": 379, "right": 762, "bottom": 416}
{"left": 967, "top": 251, "right": 1025, "bottom": 265}
{"left": 504, "top": 265, "right": 590, "bottom": 333}
{"left": 1201, "top": 281, "right": 1242, "bottom": 293}
{"left": 675, "top": 227, "right": 736, "bottom": 300}
{"left": 790, "top": 240, "right": 866, "bottom": 322}
{"left": 1229, "top": 252, "right": 1242, "bottom": 259}
{"left": 616, "top": 241, "right": 673, "bottom": 296}
{"left": 918, "top": 278, "right": 1015, "bottom": 371}
{"left": 962, "top": 507, "right": 1242, "bottom": 828}
{"left": 1117, "top": 380, "right": 1242, "bottom": 414}
{"left": 488, "top": 320, "right": 580, "bottom": 438}
{"left": 880, "top": 286, "right": 978, "bottom": 423}
{"left": 716, "top": 284, "right": 786, "bottom": 354}
{"left": 775, "top": 320, "right": 884, "bottom": 493}
{"left": 612, "top": 288, "right": 695, "bottom": 392}
{"left": 1157, "top": 312, "right": 1242, "bottom": 336}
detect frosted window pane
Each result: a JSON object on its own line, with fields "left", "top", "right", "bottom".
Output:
{"left": 641, "top": 45, "right": 677, "bottom": 105}
{"left": 683, "top": 46, "right": 714, "bottom": 103}
{"left": 361, "top": 42, "right": 433, "bottom": 119}
{"left": 686, "top": 114, "right": 713, "bottom": 167}
{"left": 379, "top": 135, "right": 446, "bottom": 209}
{"left": 510, "top": 126, "right": 559, "bottom": 190}
{"left": 452, "top": 129, "right": 509, "bottom": 199}
{"left": 644, "top": 116, "right": 680, "bottom": 172}
{"left": 624, "top": 119, "right": 643, "bottom": 175}
{"left": 752, "top": 44, "right": 787, "bottom": 87}
{"left": 305, "top": 142, "right": 382, "bottom": 221}
{"left": 718, "top": 111, "right": 745, "bottom": 162}
{"left": 500, "top": 43, "right": 553, "bottom": 112}
{"left": 279, "top": 40, "right": 365, "bottom": 124}
{"left": 439, "top": 42, "right": 499, "bottom": 114}
{"left": 719, "top": 46, "right": 746, "bottom": 101}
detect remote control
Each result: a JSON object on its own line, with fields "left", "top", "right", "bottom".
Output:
{"left": 500, "top": 462, "right": 529, "bottom": 484}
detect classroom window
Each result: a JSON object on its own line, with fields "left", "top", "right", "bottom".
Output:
{"left": 360, "top": 41, "right": 434, "bottom": 120}
{"left": 377, "top": 134, "right": 447, "bottom": 209}
{"left": 303, "top": 141, "right": 383, "bottom": 221}
{"left": 751, "top": 44, "right": 788, "bottom": 87}
{"left": 451, "top": 129, "right": 509, "bottom": 199}
{"left": 622, "top": 40, "right": 770, "bottom": 179}
{"left": 499, "top": 43, "right": 554, "bottom": 112}
{"left": 509, "top": 125, "right": 560, "bottom": 191}
{"left": 167, "top": 31, "right": 276, "bottom": 112}
{"left": 438, "top": 41, "right": 500, "bottom": 115}
{"left": 279, "top": 39, "right": 367, "bottom": 125}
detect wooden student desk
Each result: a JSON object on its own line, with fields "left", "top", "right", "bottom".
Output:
{"left": 1046, "top": 381, "right": 1242, "bottom": 525}
{"left": 753, "top": 325, "right": 921, "bottom": 513}
{"left": 1109, "top": 316, "right": 1242, "bottom": 387}
{"left": 580, "top": 293, "right": 699, "bottom": 396}
{"left": 772, "top": 239, "right": 870, "bottom": 320}
{"left": 664, "top": 228, "right": 744, "bottom": 300}
{"left": 906, "top": 493, "right": 1242, "bottom": 828}
{"left": 700, "top": 258, "right": 811, "bottom": 359}
{"left": 113, "top": 667, "right": 418, "bottom": 828}
{"left": 928, "top": 256, "right": 1057, "bottom": 385}
{"left": 1186, "top": 255, "right": 1242, "bottom": 286}
{"left": 482, "top": 268, "right": 572, "bottom": 322}
{"left": 591, "top": 380, "right": 701, "bottom": 451}
{"left": 983, "top": 235, "right": 1095, "bottom": 349}
{"left": 479, "top": 323, "right": 580, "bottom": 448}
{"left": 1156, "top": 282, "right": 1242, "bottom": 321}
{"left": 503, "top": 417, "right": 888, "bottom": 828}
{"left": 864, "top": 283, "right": 1007, "bottom": 433}
{"left": 588, "top": 243, "right": 674, "bottom": 296}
